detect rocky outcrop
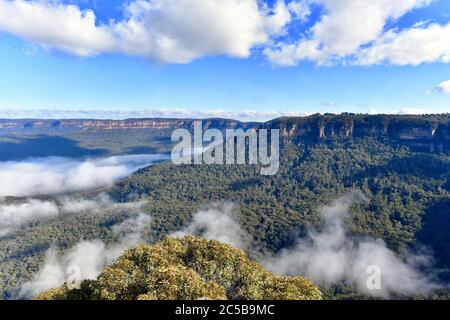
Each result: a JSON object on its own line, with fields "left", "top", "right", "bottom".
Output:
{"left": 267, "top": 114, "right": 450, "bottom": 153}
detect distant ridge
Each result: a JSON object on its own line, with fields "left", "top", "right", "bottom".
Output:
{"left": 1, "top": 114, "right": 449, "bottom": 153}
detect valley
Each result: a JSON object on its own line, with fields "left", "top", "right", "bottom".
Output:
{"left": 0, "top": 114, "right": 449, "bottom": 300}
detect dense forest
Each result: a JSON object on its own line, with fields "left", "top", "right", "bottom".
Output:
{"left": 0, "top": 114, "right": 449, "bottom": 299}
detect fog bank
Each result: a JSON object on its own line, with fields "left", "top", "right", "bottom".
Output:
{"left": 18, "top": 212, "right": 151, "bottom": 298}
{"left": 263, "top": 192, "right": 436, "bottom": 297}
{"left": 172, "top": 203, "right": 248, "bottom": 249}
{"left": 0, "top": 154, "right": 165, "bottom": 197}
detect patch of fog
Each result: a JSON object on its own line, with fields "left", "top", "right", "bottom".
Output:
{"left": 0, "top": 194, "right": 142, "bottom": 237}
{"left": 14, "top": 191, "right": 440, "bottom": 299}
{"left": 172, "top": 203, "right": 248, "bottom": 249}
{"left": 0, "top": 199, "right": 59, "bottom": 236}
{"left": 263, "top": 191, "right": 437, "bottom": 297}
{"left": 172, "top": 193, "right": 438, "bottom": 297}
{"left": 0, "top": 153, "right": 162, "bottom": 297}
{"left": 18, "top": 212, "right": 151, "bottom": 298}
{"left": 0, "top": 154, "right": 167, "bottom": 197}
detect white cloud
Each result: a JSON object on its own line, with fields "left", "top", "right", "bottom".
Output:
{"left": 263, "top": 0, "right": 292, "bottom": 36}
{"left": 1, "top": 0, "right": 446, "bottom": 67}
{"left": 0, "top": 0, "right": 115, "bottom": 56}
{"left": 172, "top": 203, "right": 248, "bottom": 249}
{"left": 322, "top": 101, "right": 338, "bottom": 108}
{"left": 367, "top": 107, "right": 431, "bottom": 115}
{"left": 0, "top": 154, "right": 166, "bottom": 197}
{"left": 0, "top": 108, "right": 311, "bottom": 122}
{"left": 18, "top": 212, "right": 151, "bottom": 298}
{"left": 436, "top": 80, "right": 450, "bottom": 94}
{"left": 263, "top": 192, "right": 437, "bottom": 297}
{"left": 395, "top": 107, "right": 430, "bottom": 115}
{"left": 288, "top": 0, "right": 311, "bottom": 22}
{"left": 111, "top": 0, "right": 276, "bottom": 63}
{"left": 356, "top": 23, "right": 450, "bottom": 66}
{"left": 0, "top": 0, "right": 293, "bottom": 63}
{"left": 265, "top": 0, "right": 435, "bottom": 66}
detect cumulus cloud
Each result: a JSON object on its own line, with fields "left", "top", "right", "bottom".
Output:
{"left": 265, "top": 0, "right": 439, "bottom": 66}
{"left": 0, "top": 0, "right": 446, "bottom": 66}
{"left": 355, "top": 23, "right": 450, "bottom": 66}
{"left": 0, "top": 0, "right": 292, "bottom": 63}
{"left": 0, "top": 0, "right": 115, "bottom": 56}
{"left": 436, "top": 80, "right": 450, "bottom": 94}
{"left": 0, "top": 154, "right": 166, "bottom": 197}
{"left": 263, "top": 192, "right": 437, "bottom": 297}
{"left": 287, "top": 0, "right": 311, "bottom": 22}
{"left": 18, "top": 212, "right": 151, "bottom": 298}
{"left": 172, "top": 203, "right": 248, "bottom": 249}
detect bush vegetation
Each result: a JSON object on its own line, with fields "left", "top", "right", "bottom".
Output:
{"left": 36, "top": 236, "right": 323, "bottom": 300}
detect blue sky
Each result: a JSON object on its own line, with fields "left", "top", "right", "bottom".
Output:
{"left": 0, "top": 0, "right": 449, "bottom": 120}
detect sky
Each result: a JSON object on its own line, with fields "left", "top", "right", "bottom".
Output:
{"left": 0, "top": 0, "right": 449, "bottom": 121}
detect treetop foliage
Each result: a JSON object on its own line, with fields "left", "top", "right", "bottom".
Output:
{"left": 35, "top": 236, "right": 322, "bottom": 301}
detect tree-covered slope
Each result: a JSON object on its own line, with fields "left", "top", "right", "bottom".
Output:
{"left": 35, "top": 236, "right": 322, "bottom": 300}
{"left": 109, "top": 137, "right": 449, "bottom": 255}
{"left": 1, "top": 115, "right": 449, "bottom": 299}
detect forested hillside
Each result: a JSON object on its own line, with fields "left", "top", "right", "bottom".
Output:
{"left": 110, "top": 137, "right": 449, "bottom": 255}
{"left": 1, "top": 114, "right": 449, "bottom": 299}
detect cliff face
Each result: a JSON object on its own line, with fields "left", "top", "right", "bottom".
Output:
{"left": 0, "top": 118, "right": 257, "bottom": 131}
{"left": 1, "top": 114, "right": 449, "bottom": 153}
{"left": 266, "top": 114, "right": 450, "bottom": 153}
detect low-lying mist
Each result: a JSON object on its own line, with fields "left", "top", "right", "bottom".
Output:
{"left": 175, "top": 193, "right": 439, "bottom": 298}
{"left": 0, "top": 154, "right": 164, "bottom": 237}
{"left": 0, "top": 195, "right": 113, "bottom": 236}
{"left": 172, "top": 203, "right": 249, "bottom": 249}
{"left": 18, "top": 210, "right": 151, "bottom": 298}
{"left": 0, "top": 154, "right": 166, "bottom": 197}
{"left": 16, "top": 192, "right": 441, "bottom": 299}
{"left": 0, "top": 193, "right": 149, "bottom": 237}
{"left": 263, "top": 192, "right": 437, "bottom": 297}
